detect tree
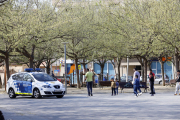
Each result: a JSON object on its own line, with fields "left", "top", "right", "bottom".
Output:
{"left": 15, "top": 1, "right": 61, "bottom": 68}
{"left": 55, "top": 2, "right": 98, "bottom": 88}
{"left": 0, "top": 0, "right": 22, "bottom": 79}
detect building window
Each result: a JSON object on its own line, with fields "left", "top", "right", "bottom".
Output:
{"left": 157, "top": 62, "right": 161, "bottom": 74}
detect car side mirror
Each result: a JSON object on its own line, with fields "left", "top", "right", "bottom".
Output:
{"left": 27, "top": 79, "right": 32, "bottom": 82}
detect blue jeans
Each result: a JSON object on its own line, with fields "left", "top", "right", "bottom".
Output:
{"left": 134, "top": 85, "right": 138, "bottom": 96}
{"left": 115, "top": 87, "right": 118, "bottom": 94}
{"left": 112, "top": 88, "right": 116, "bottom": 95}
{"left": 137, "top": 86, "right": 141, "bottom": 93}
{"left": 86, "top": 81, "right": 93, "bottom": 96}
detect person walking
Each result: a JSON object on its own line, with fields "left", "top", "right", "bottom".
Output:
{"left": 132, "top": 68, "right": 142, "bottom": 95}
{"left": 133, "top": 75, "right": 140, "bottom": 97}
{"left": 149, "top": 73, "right": 155, "bottom": 96}
{"left": 174, "top": 70, "right": 180, "bottom": 95}
{"left": 85, "top": 68, "right": 94, "bottom": 96}
{"left": 149, "top": 69, "right": 155, "bottom": 94}
{"left": 111, "top": 78, "right": 116, "bottom": 96}
{"left": 115, "top": 79, "right": 119, "bottom": 95}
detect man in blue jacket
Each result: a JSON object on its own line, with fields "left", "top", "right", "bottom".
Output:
{"left": 133, "top": 75, "right": 140, "bottom": 97}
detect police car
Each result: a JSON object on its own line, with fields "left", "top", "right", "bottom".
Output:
{"left": 6, "top": 68, "right": 65, "bottom": 99}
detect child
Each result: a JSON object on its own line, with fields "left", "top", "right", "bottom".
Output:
{"left": 149, "top": 73, "right": 155, "bottom": 96}
{"left": 115, "top": 79, "right": 119, "bottom": 95}
{"left": 133, "top": 75, "right": 140, "bottom": 97}
{"left": 111, "top": 78, "right": 116, "bottom": 96}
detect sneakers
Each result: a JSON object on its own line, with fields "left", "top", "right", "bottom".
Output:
{"left": 135, "top": 95, "right": 138, "bottom": 97}
{"left": 91, "top": 94, "right": 93, "bottom": 96}
{"left": 138, "top": 92, "right": 142, "bottom": 96}
{"left": 174, "top": 94, "right": 177, "bottom": 95}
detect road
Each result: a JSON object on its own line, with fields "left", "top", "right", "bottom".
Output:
{"left": 0, "top": 92, "right": 180, "bottom": 120}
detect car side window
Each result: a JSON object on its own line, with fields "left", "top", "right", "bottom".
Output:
{"left": 23, "top": 74, "right": 34, "bottom": 82}
{"left": 12, "top": 75, "right": 18, "bottom": 80}
{"left": 16, "top": 74, "right": 24, "bottom": 81}
{"left": 28, "top": 75, "right": 34, "bottom": 82}
{"left": 23, "top": 74, "right": 29, "bottom": 81}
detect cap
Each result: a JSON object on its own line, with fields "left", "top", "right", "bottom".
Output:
{"left": 177, "top": 70, "right": 180, "bottom": 72}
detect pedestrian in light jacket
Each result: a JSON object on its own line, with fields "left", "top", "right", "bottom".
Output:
{"left": 111, "top": 78, "right": 116, "bottom": 96}
{"left": 133, "top": 75, "right": 140, "bottom": 97}
{"left": 174, "top": 70, "right": 180, "bottom": 95}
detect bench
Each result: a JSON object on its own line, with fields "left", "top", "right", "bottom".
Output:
{"left": 119, "top": 82, "right": 149, "bottom": 93}
{"left": 82, "top": 82, "right": 97, "bottom": 87}
{"left": 165, "top": 79, "right": 176, "bottom": 87}
{"left": 99, "top": 81, "right": 111, "bottom": 88}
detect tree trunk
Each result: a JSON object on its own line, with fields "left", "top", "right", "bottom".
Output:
{"left": 46, "top": 60, "right": 51, "bottom": 74}
{"left": 161, "top": 62, "right": 165, "bottom": 86}
{"left": 158, "top": 58, "right": 165, "bottom": 86}
{"left": 29, "top": 57, "right": 34, "bottom": 68}
{"left": 100, "top": 64, "right": 104, "bottom": 81}
{"left": 46, "top": 66, "right": 50, "bottom": 74}
{"left": 75, "top": 58, "right": 81, "bottom": 89}
{"left": 144, "top": 59, "right": 147, "bottom": 83}
{"left": 142, "top": 65, "right": 144, "bottom": 82}
{"left": 117, "top": 58, "right": 122, "bottom": 82}
{"left": 82, "top": 63, "right": 86, "bottom": 72}
{"left": 111, "top": 59, "right": 117, "bottom": 75}
{"left": 148, "top": 61, "right": 152, "bottom": 70}
{"left": 137, "top": 57, "right": 144, "bottom": 82}
{"left": 5, "top": 54, "right": 10, "bottom": 80}
{"left": 174, "top": 53, "right": 179, "bottom": 78}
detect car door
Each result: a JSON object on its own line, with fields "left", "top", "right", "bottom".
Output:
{"left": 23, "top": 74, "right": 33, "bottom": 95}
{"left": 15, "top": 73, "right": 25, "bottom": 94}
{"left": 12, "top": 74, "right": 20, "bottom": 94}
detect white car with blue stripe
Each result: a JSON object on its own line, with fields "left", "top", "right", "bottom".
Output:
{"left": 6, "top": 68, "right": 65, "bottom": 99}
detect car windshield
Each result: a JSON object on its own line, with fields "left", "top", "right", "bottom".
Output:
{"left": 32, "top": 73, "right": 56, "bottom": 81}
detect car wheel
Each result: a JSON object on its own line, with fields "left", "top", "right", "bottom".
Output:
{"left": 9, "top": 88, "right": 16, "bottom": 99}
{"left": 159, "top": 81, "right": 161, "bottom": 84}
{"left": 56, "top": 95, "right": 64, "bottom": 98}
{"left": 33, "top": 89, "right": 42, "bottom": 99}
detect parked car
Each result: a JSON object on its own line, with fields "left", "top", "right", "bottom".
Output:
{"left": 140, "top": 75, "right": 149, "bottom": 81}
{"left": 155, "top": 74, "right": 169, "bottom": 84}
{"left": 120, "top": 76, "right": 133, "bottom": 82}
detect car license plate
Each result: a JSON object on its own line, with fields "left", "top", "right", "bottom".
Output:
{"left": 54, "top": 90, "right": 62, "bottom": 92}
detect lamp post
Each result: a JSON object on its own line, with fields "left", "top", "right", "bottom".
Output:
{"left": 62, "top": 42, "right": 68, "bottom": 94}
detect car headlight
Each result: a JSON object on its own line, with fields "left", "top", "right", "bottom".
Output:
{"left": 42, "top": 85, "right": 52, "bottom": 88}
{"left": 61, "top": 84, "right": 65, "bottom": 88}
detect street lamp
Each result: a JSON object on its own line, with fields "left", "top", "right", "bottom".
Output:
{"left": 62, "top": 42, "right": 68, "bottom": 94}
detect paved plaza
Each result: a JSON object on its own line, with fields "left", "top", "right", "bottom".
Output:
{"left": 0, "top": 90, "right": 180, "bottom": 120}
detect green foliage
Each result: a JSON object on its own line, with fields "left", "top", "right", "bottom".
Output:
{"left": 1, "top": 0, "right": 180, "bottom": 71}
